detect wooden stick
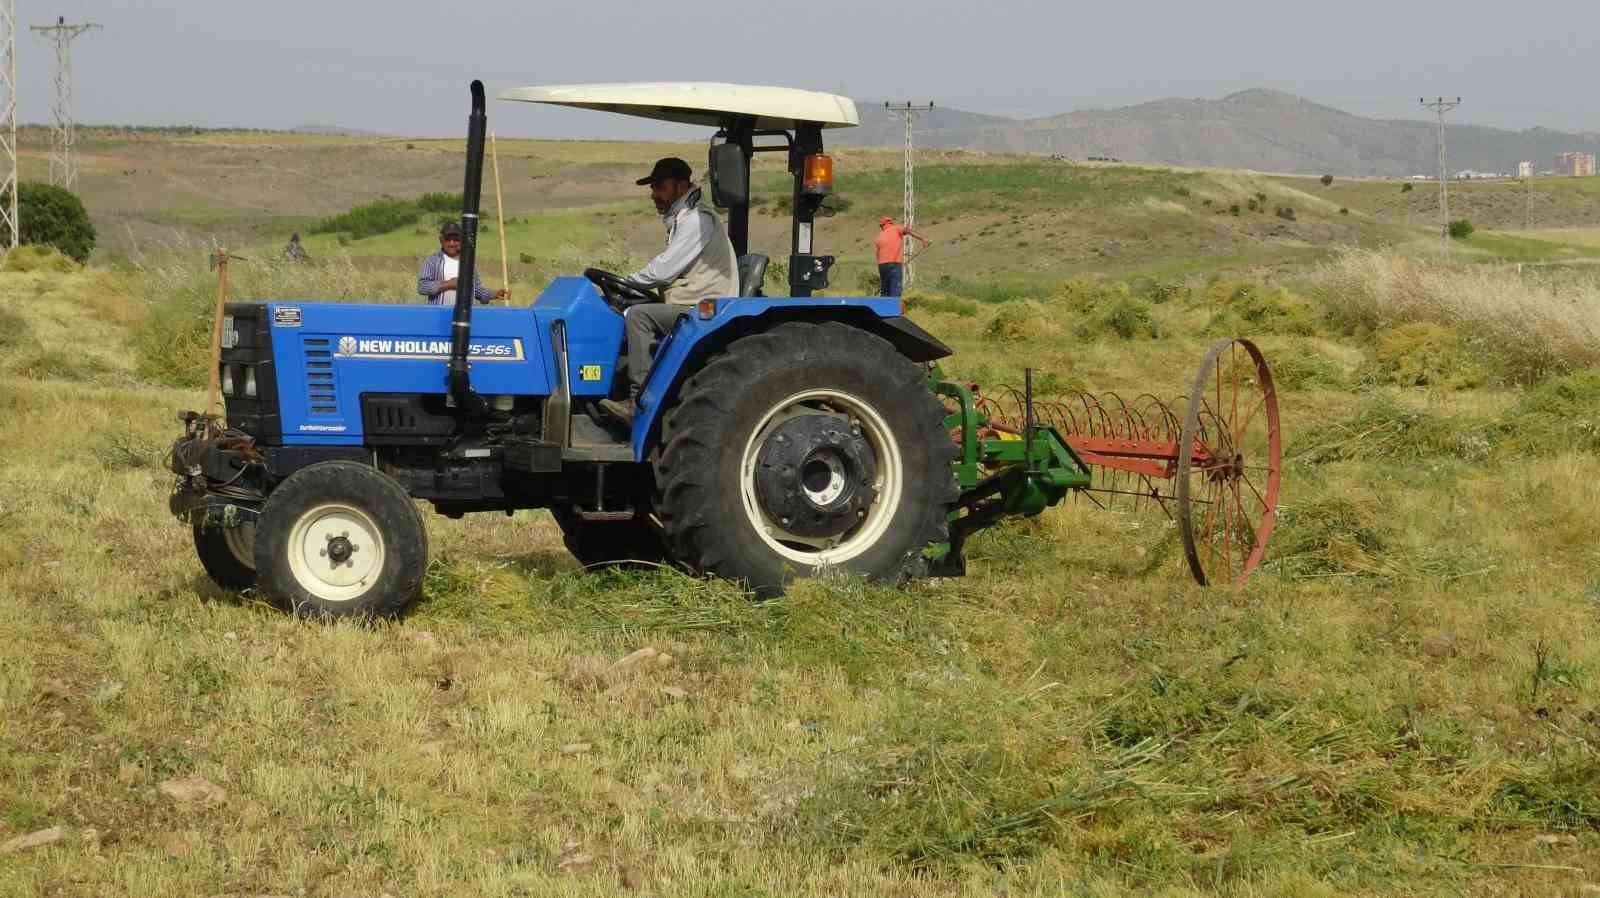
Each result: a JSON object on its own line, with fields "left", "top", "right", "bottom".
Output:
{"left": 491, "top": 132, "right": 510, "bottom": 304}
{"left": 205, "top": 248, "right": 230, "bottom": 423}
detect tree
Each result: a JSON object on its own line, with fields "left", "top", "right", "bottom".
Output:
{"left": 1448, "top": 218, "right": 1474, "bottom": 239}
{"left": 1320, "top": 174, "right": 1334, "bottom": 186}
{"left": 0, "top": 182, "right": 95, "bottom": 262}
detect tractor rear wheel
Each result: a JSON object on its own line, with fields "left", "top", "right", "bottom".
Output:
{"left": 254, "top": 461, "right": 429, "bottom": 619}
{"left": 193, "top": 522, "right": 256, "bottom": 590}
{"left": 654, "top": 321, "right": 957, "bottom": 597}
{"left": 550, "top": 506, "right": 667, "bottom": 569}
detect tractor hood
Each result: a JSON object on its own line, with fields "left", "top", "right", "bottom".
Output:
{"left": 498, "top": 82, "right": 859, "bottom": 130}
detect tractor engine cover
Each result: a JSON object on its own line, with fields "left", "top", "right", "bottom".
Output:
{"left": 753, "top": 414, "right": 877, "bottom": 539}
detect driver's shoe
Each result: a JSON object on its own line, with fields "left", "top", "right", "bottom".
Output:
{"left": 598, "top": 397, "right": 635, "bottom": 426}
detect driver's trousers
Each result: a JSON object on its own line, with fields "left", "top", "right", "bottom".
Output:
{"left": 624, "top": 303, "right": 689, "bottom": 397}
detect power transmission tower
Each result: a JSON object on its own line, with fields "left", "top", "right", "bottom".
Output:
{"left": 885, "top": 101, "right": 933, "bottom": 286}
{"left": 1420, "top": 96, "right": 1459, "bottom": 258}
{"left": 0, "top": 0, "right": 16, "bottom": 254}
{"left": 31, "top": 16, "right": 100, "bottom": 190}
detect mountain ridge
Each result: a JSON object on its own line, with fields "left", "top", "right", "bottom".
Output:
{"left": 839, "top": 89, "right": 1600, "bottom": 177}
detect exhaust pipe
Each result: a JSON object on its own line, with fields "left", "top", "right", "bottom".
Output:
{"left": 448, "top": 80, "right": 489, "bottom": 418}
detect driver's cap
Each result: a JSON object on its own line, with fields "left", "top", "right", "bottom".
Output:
{"left": 636, "top": 157, "right": 692, "bottom": 186}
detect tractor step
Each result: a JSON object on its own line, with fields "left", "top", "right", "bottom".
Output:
{"left": 577, "top": 509, "right": 635, "bottom": 522}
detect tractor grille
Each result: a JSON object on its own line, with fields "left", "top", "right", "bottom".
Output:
{"left": 302, "top": 338, "right": 338, "bottom": 415}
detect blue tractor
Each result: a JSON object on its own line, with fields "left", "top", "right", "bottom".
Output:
{"left": 167, "top": 81, "right": 1092, "bottom": 618}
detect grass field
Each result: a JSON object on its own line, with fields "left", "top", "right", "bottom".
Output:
{"left": 3, "top": 131, "right": 1600, "bottom": 896}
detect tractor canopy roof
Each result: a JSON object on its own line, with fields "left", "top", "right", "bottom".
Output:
{"left": 498, "top": 82, "right": 859, "bottom": 131}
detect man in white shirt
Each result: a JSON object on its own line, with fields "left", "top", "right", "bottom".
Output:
{"left": 416, "top": 220, "right": 509, "bottom": 305}
{"left": 599, "top": 157, "right": 738, "bottom": 425}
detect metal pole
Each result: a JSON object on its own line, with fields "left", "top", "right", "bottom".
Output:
{"left": 0, "top": 0, "right": 16, "bottom": 254}
{"left": 885, "top": 102, "right": 933, "bottom": 286}
{"left": 30, "top": 18, "right": 100, "bottom": 190}
{"left": 1420, "top": 96, "right": 1459, "bottom": 259}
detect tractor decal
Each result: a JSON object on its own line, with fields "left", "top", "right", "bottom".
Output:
{"left": 329, "top": 336, "right": 525, "bottom": 361}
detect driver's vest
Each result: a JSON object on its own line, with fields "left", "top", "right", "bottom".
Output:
{"left": 664, "top": 200, "right": 738, "bottom": 306}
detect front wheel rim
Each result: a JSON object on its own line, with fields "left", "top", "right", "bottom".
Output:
{"left": 739, "top": 388, "right": 903, "bottom": 566}
{"left": 284, "top": 503, "right": 386, "bottom": 602}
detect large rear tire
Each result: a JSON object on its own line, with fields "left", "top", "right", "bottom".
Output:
{"left": 193, "top": 522, "right": 256, "bottom": 590}
{"left": 550, "top": 506, "right": 668, "bottom": 569}
{"left": 254, "top": 461, "right": 428, "bottom": 619}
{"left": 653, "top": 321, "right": 957, "bottom": 597}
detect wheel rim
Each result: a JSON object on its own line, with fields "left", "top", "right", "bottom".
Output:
{"left": 1176, "top": 338, "right": 1282, "bottom": 586}
{"left": 739, "top": 388, "right": 903, "bottom": 566}
{"left": 222, "top": 522, "right": 256, "bottom": 570}
{"left": 284, "top": 503, "right": 386, "bottom": 602}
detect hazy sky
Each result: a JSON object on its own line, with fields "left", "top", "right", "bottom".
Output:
{"left": 18, "top": 1, "right": 1600, "bottom": 138}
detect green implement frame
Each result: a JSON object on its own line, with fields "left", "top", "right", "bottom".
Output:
{"left": 929, "top": 375, "right": 1093, "bottom": 576}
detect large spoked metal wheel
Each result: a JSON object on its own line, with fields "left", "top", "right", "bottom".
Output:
{"left": 1176, "top": 337, "right": 1282, "bottom": 586}
{"left": 255, "top": 461, "right": 429, "bottom": 619}
{"left": 193, "top": 521, "right": 257, "bottom": 590}
{"left": 654, "top": 321, "right": 957, "bottom": 598}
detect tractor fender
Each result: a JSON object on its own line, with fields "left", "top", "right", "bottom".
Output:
{"left": 628, "top": 297, "right": 951, "bottom": 460}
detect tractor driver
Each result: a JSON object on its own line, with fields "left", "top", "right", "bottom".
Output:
{"left": 599, "top": 157, "right": 737, "bottom": 425}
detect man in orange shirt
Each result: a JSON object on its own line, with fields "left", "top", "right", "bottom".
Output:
{"left": 873, "top": 216, "right": 929, "bottom": 297}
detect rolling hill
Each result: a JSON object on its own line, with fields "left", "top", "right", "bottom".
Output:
{"left": 842, "top": 88, "right": 1600, "bottom": 178}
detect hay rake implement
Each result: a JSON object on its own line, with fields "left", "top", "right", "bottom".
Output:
{"left": 933, "top": 337, "right": 1282, "bottom": 586}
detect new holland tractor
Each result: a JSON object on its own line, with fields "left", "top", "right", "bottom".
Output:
{"left": 169, "top": 81, "right": 1282, "bottom": 618}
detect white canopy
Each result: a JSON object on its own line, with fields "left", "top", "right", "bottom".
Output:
{"left": 498, "top": 82, "right": 859, "bottom": 131}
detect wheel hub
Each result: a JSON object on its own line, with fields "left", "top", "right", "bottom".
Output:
{"left": 753, "top": 414, "right": 877, "bottom": 539}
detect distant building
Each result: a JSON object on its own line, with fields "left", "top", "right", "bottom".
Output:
{"left": 1555, "top": 152, "right": 1596, "bottom": 176}
{"left": 1518, "top": 161, "right": 1534, "bottom": 178}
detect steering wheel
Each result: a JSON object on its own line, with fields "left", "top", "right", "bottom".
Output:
{"left": 584, "top": 268, "right": 661, "bottom": 313}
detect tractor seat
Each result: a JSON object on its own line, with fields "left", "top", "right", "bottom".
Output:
{"left": 736, "top": 253, "right": 768, "bottom": 297}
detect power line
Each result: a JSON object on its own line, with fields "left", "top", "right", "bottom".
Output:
{"left": 0, "top": 0, "right": 16, "bottom": 254}
{"left": 31, "top": 16, "right": 100, "bottom": 190}
{"left": 885, "top": 101, "right": 933, "bottom": 287}
{"left": 1420, "top": 96, "right": 1459, "bottom": 259}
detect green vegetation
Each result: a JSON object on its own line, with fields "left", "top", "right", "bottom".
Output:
{"left": 1448, "top": 217, "right": 1474, "bottom": 239}
{"left": 311, "top": 191, "right": 462, "bottom": 240}
{"left": 1, "top": 182, "right": 96, "bottom": 262}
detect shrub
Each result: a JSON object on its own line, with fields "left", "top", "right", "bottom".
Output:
{"left": 311, "top": 192, "right": 463, "bottom": 240}
{"left": 0, "top": 182, "right": 95, "bottom": 262}
{"left": 2, "top": 244, "right": 79, "bottom": 273}
{"left": 1201, "top": 280, "right": 1320, "bottom": 336}
{"left": 1340, "top": 207, "right": 1350, "bottom": 215}
{"left": 1228, "top": 203, "right": 1241, "bottom": 216}
{"left": 518, "top": 252, "right": 536, "bottom": 265}
{"left": 1255, "top": 191, "right": 1268, "bottom": 203}
{"left": 1079, "top": 297, "right": 1159, "bottom": 340}
{"left": 1364, "top": 322, "right": 1489, "bottom": 390}
{"left": 1321, "top": 174, "right": 1334, "bottom": 186}
{"left": 983, "top": 301, "right": 1051, "bottom": 342}
{"left": 1173, "top": 186, "right": 1191, "bottom": 198}
{"left": 1275, "top": 206, "right": 1297, "bottom": 221}
{"left": 1401, "top": 182, "right": 1414, "bottom": 193}
{"left": 1448, "top": 218, "right": 1474, "bottom": 239}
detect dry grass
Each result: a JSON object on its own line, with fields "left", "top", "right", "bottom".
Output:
{"left": 4, "top": 177, "right": 1600, "bottom": 896}
{"left": 1310, "top": 249, "right": 1600, "bottom": 382}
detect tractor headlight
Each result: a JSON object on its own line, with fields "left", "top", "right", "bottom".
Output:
{"left": 244, "top": 367, "right": 257, "bottom": 398}
{"left": 221, "top": 365, "right": 235, "bottom": 396}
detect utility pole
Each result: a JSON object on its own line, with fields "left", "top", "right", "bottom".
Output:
{"left": 31, "top": 16, "right": 100, "bottom": 190}
{"left": 1420, "top": 96, "right": 1460, "bottom": 258}
{"left": 0, "top": 0, "right": 16, "bottom": 254}
{"left": 885, "top": 101, "right": 933, "bottom": 286}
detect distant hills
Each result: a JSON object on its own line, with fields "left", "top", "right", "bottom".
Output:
{"left": 839, "top": 89, "right": 1600, "bottom": 178}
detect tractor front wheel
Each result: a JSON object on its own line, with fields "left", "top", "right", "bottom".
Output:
{"left": 654, "top": 321, "right": 957, "bottom": 597}
{"left": 254, "top": 461, "right": 429, "bottom": 619}
{"left": 193, "top": 522, "right": 256, "bottom": 590}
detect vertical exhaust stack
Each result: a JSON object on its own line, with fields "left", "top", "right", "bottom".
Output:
{"left": 448, "top": 80, "right": 489, "bottom": 418}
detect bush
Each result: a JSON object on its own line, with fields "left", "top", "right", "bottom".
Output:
{"left": 2, "top": 244, "right": 79, "bottom": 273}
{"left": 1201, "top": 280, "right": 1320, "bottom": 336}
{"left": 1228, "top": 203, "right": 1241, "bottom": 216}
{"left": 311, "top": 192, "right": 463, "bottom": 240}
{"left": 1448, "top": 218, "right": 1474, "bottom": 239}
{"left": 1401, "top": 182, "right": 1414, "bottom": 193}
{"left": 1340, "top": 207, "right": 1350, "bottom": 215}
{"left": 1275, "top": 206, "right": 1297, "bottom": 221}
{"left": 0, "top": 182, "right": 95, "bottom": 262}
{"left": 1364, "top": 322, "right": 1490, "bottom": 390}
{"left": 1173, "top": 186, "right": 1191, "bottom": 198}
{"left": 518, "top": 252, "right": 535, "bottom": 265}
{"left": 1321, "top": 174, "right": 1334, "bottom": 186}
{"left": 1079, "top": 297, "right": 1158, "bottom": 340}
{"left": 983, "top": 301, "right": 1051, "bottom": 342}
